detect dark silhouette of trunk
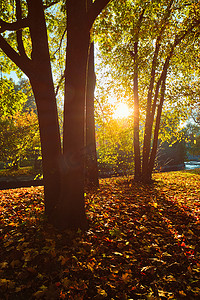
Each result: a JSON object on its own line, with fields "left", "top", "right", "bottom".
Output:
{"left": 148, "top": 74, "right": 167, "bottom": 176}
{"left": 26, "top": 0, "right": 62, "bottom": 215}
{"left": 30, "top": 74, "right": 62, "bottom": 215}
{"left": 132, "top": 1, "right": 197, "bottom": 183}
{"left": 140, "top": 25, "right": 194, "bottom": 182}
{"left": 85, "top": 42, "right": 99, "bottom": 188}
{"left": 132, "top": 9, "right": 145, "bottom": 181}
{"left": 141, "top": 43, "right": 161, "bottom": 180}
{"left": 141, "top": 56, "right": 170, "bottom": 183}
{"left": 141, "top": 1, "right": 173, "bottom": 180}
{"left": 0, "top": 0, "right": 62, "bottom": 214}
{"left": 133, "top": 40, "right": 141, "bottom": 181}
{"left": 54, "top": 1, "right": 91, "bottom": 230}
{"left": 0, "top": 0, "right": 111, "bottom": 230}
{"left": 53, "top": 0, "right": 111, "bottom": 229}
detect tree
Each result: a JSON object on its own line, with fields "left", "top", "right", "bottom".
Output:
{"left": 54, "top": 0, "right": 111, "bottom": 229}
{"left": 0, "top": 78, "right": 27, "bottom": 117}
{"left": 0, "top": 0, "right": 111, "bottom": 229}
{"left": 0, "top": 78, "right": 40, "bottom": 169}
{"left": 94, "top": 0, "right": 200, "bottom": 182}
{"left": 15, "top": 78, "right": 37, "bottom": 113}
{"left": 0, "top": 110, "right": 39, "bottom": 169}
{"left": 184, "top": 123, "right": 200, "bottom": 158}
{"left": 96, "top": 115, "right": 134, "bottom": 176}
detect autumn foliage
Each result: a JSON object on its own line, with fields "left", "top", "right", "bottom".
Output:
{"left": 0, "top": 169, "right": 199, "bottom": 299}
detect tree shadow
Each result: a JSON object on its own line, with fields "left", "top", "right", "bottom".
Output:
{"left": 108, "top": 177, "right": 200, "bottom": 298}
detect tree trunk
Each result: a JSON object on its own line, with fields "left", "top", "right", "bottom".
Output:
{"left": 85, "top": 42, "right": 99, "bottom": 188}
{"left": 148, "top": 72, "right": 167, "bottom": 176}
{"left": 133, "top": 41, "right": 141, "bottom": 181}
{"left": 141, "top": 54, "right": 172, "bottom": 183}
{"left": 30, "top": 72, "right": 62, "bottom": 216}
{"left": 141, "top": 1, "right": 173, "bottom": 178}
{"left": 53, "top": 1, "right": 89, "bottom": 230}
{"left": 26, "top": 0, "right": 62, "bottom": 216}
{"left": 132, "top": 10, "right": 145, "bottom": 181}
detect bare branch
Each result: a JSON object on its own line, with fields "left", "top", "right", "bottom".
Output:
{"left": 0, "top": 18, "right": 29, "bottom": 33}
{"left": 43, "top": 0, "right": 61, "bottom": 10}
{"left": 0, "top": 34, "right": 31, "bottom": 75}
{"left": 52, "top": 27, "right": 67, "bottom": 57}
{"left": 55, "top": 71, "right": 65, "bottom": 96}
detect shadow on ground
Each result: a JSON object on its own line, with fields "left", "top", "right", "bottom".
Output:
{"left": 0, "top": 174, "right": 199, "bottom": 299}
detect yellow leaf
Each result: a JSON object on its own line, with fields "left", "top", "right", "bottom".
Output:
{"left": 40, "top": 285, "right": 47, "bottom": 291}
{"left": 15, "top": 287, "right": 22, "bottom": 292}
{"left": 113, "top": 252, "right": 123, "bottom": 256}
{"left": 37, "top": 273, "right": 44, "bottom": 280}
{"left": 122, "top": 272, "right": 131, "bottom": 283}
{"left": 179, "top": 291, "right": 187, "bottom": 296}
{"left": 188, "top": 230, "right": 194, "bottom": 235}
{"left": 0, "top": 262, "right": 8, "bottom": 269}
{"left": 87, "top": 262, "right": 95, "bottom": 272}
{"left": 8, "top": 222, "right": 16, "bottom": 226}
{"left": 0, "top": 279, "right": 8, "bottom": 287}
{"left": 97, "top": 287, "right": 107, "bottom": 297}
{"left": 33, "top": 290, "right": 45, "bottom": 299}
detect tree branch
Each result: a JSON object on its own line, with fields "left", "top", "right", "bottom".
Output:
{"left": 87, "top": 0, "right": 111, "bottom": 29}
{"left": 0, "top": 34, "right": 31, "bottom": 76}
{"left": 0, "top": 18, "right": 29, "bottom": 33}
{"left": 43, "top": 0, "right": 61, "bottom": 10}
{"left": 16, "top": 0, "right": 27, "bottom": 57}
{"left": 52, "top": 27, "right": 67, "bottom": 57}
{"left": 174, "top": 18, "right": 200, "bottom": 46}
{"left": 55, "top": 71, "right": 65, "bottom": 96}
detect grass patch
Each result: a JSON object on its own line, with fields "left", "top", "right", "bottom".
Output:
{"left": 0, "top": 166, "right": 39, "bottom": 178}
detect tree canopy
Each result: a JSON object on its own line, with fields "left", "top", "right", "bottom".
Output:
{"left": 0, "top": 78, "right": 27, "bottom": 117}
{"left": 94, "top": 0, "right": 200, "bottom": 181}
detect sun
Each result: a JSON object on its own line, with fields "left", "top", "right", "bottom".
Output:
{"left": 113, "top": 103, "right": 130, "bottom": 119}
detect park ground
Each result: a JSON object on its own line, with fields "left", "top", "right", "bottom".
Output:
{"left": 0, "top": 169, "right": 200, "bottom": 299}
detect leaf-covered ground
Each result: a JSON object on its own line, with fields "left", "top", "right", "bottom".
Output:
{"left": 0, "top": 169, "right": 199, "bottom": 299}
